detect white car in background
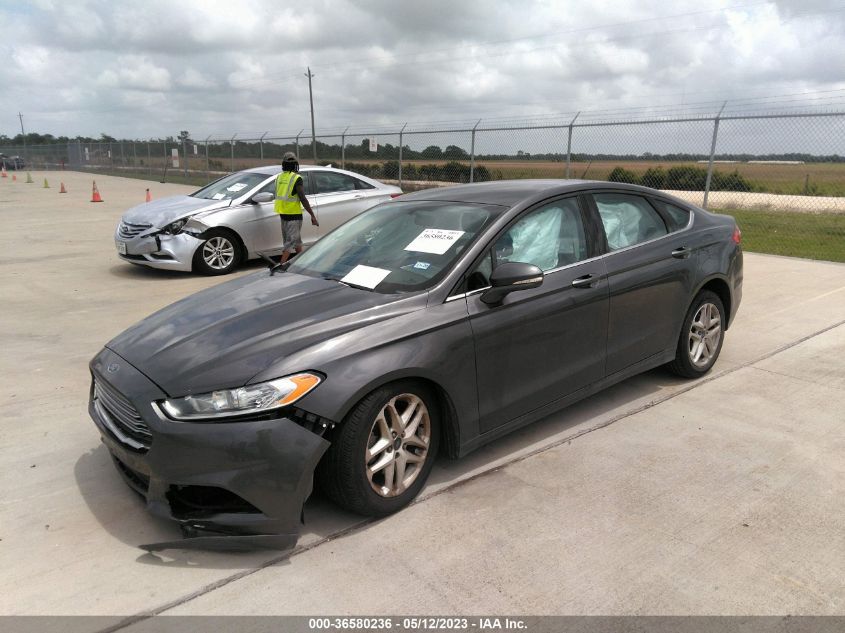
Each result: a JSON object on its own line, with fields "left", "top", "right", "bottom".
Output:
{"left": 115, "top": 165, "right": 402, "bottom": 275}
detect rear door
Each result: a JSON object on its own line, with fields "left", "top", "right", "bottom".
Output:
{"left": 463, "top": 196, "right": 609, "bottom": 434}
{"left": 586, "top": 191, "right": 697, "bottom": 376}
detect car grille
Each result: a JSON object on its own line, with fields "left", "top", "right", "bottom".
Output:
{"left": 118, "top": 222, "right": 152, "bottom": 239}
{"left": 93, "top": 375, "right": 153, "bottom": 452}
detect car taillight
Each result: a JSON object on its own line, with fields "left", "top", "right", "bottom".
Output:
{"left": 390, "top": 193, "right": 403, "bottom": 199}
{"left": 732, "top": 225, "right": 742, "bottom": 244}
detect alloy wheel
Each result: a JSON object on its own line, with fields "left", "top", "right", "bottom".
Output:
{"left": 365, "top": 393, "right": 431, "bottom": 498}
{"left": 202, "top": 236, "right": 235, "bottom": 270}
{"left": 688, "top": 302, "right": 722, "bottom": 368}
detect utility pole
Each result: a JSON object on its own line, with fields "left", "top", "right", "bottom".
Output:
{"left": 305, "top": 67, "right": 317, "bottom": 163}
{"left": 18, "top": 112, "right": 26, "bottom": 159}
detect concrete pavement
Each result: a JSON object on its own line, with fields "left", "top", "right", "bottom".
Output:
{"left": 0, "top": 171, "right": 843, "bottom": 619}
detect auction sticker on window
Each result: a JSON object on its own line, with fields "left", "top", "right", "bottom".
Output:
{"left": 341, "top": 265, "right": 391, "bottom": 289}
{"left": 404, "top": 229, "right": 465, "bottom": 255}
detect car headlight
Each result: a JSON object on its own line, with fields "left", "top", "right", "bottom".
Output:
{"left": 164, "top": 218, "right": 188, "bottom": 235}
{"left": 159, "top": 372, "right": 322, "bottom": 421}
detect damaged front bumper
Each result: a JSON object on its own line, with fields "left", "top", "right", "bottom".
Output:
{"left": 88, "top": 347, "right": 331, "bottom": 551}
{"left": 114, "top": 229, "right": 202, "bottom": 272}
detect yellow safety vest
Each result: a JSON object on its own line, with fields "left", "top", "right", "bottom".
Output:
{"left": 274, "top": 172, "right": 303, "bottom": 215}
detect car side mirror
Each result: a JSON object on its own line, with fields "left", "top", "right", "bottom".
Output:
{"left": 481, "top": 262, "right": 544, "bottom": 305}
{"left": 251, "top": 192, "right": 274, "bottom": 204}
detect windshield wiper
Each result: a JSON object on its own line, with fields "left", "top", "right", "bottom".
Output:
{"left": 319, "top": 272, "right": 374, "bottom": 292}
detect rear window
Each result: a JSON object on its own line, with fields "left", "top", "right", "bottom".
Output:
{"left": 652, "top": 200, "right": 692, "bottom": 232}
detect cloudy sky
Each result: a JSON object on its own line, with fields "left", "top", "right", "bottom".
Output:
{"left": 1, "top": 0, "right": 845, "bottom": 141}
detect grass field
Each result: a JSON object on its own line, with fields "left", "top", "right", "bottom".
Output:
{"left": 715, "top": 208, "right": 845, "bottom": 262}
{"left": 399, "top": 159, "right": 845, "bottom": 196}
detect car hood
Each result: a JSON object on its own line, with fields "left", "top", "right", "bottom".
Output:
{"left": 121, "top": 195, "right": 229, "bottom": 228}
{"left": 106, "top": 271, "right": 422, "bottom": 397}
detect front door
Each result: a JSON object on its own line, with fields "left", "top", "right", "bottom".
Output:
{"left": 466, "top": 197, "right": 609, "bottom": 434}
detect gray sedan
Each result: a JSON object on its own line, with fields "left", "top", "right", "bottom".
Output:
{"left": 114, "top": 165, "right": 402, "bottom": 274}
{"left": 88, "top": 179, "right": 742, "bottom": 550}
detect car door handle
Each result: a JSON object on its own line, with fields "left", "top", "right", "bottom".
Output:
{"left": 671, "top": 247, "right": 691, "bottom": 259}
{"left": 353, "top": 195, "right": 363, "bottom": 199}
{"left": 571, "top": 274, "right": 599, "bottom": 289}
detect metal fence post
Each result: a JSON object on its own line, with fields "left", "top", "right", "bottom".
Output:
{"left": 470, "top": 119, "right": 481, "bottom": 183}
{"left": 163, "top": 140, "right": 168, "bottom": 182}
{"left": 260, "top": 131, "right": 267, "bottom": 161}
{"left": 205, "top": 135, "right": 211, "bottom": 181}
{"left": 398, "top": 123, "right": 407, "bottom": 188}
{"left": 566, "top": 111, "right": 580, "bottom": 179}
{"left": 703, "top": 102, "right": 727, "bottom": 209}
{"left": 147, "top": 141, "right": 152, "bottom": 176}
{"left": 341, "top": 126, "right": 349, "bottom": 169}
{"left": 295, "top": 130, "right": 303, "bottom": 161}
{"left": 230, "top": 134, "right": 236, "bottom": 172}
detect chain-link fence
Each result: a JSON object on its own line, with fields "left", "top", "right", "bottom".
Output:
{"left": 3, "top": 110, "right": 844, "bottom": 261}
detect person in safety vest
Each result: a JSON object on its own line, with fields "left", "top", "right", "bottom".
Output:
{"left": 275, "top": 151, "right": 318, "bottom": 263}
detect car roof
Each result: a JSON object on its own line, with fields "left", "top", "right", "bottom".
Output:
{"left": 241, "top": 164, "right": 352, "bottom": 177}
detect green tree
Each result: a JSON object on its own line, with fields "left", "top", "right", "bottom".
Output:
{"left": 443, "top": 145, "right": 469, "bottom": 160}
{"left": 420, "top": 145, "right": 443, "bottom": 159}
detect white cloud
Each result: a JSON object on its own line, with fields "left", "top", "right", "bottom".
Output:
{"left": 0, "top": 0, "right": 843, "bottom": 139}
{"left": 97, "top": 56, "right": 171, "bottom": 91}
{"left": 178, "top": 68, "right": 215, "bottom": 90}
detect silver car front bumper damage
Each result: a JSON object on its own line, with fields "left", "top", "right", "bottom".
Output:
{"left": 115, "top": 230, "right": 203, "bottom": 272}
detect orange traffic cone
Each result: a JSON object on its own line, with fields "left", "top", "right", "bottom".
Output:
{"left": 59, "top": 182, "right": 67, "bottom": 194}
{"left": 91, "top": 180, "right": 103, "bottom": 203}
{"left": 1, "top": 165, "right": 6, "bottom": 178}
{"left": 145, "top": 188, "right": 151, "bottom": 202}
{"left": 12, "top": 173, "right": 17, "bottom": 182}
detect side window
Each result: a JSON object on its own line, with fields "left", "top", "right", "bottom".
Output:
{"left": 593, "top": 193, "right": 668, "bottom": 251}
{"left": 463, "top": 198, "right": 586, "bottom": 291}
{"left": 258, "top": 178, "right": 277, "bottom": 195}
{"left": 354, "top": 177, "right": 375, "bottom": 190}
{"left": 652, "top": 199, "right": 691, "bottom": 232}
{"left": 495, "top": 198, "right": 586, "bottom": 271}
{"left": 314, "top": 171, "right": 357, "bottom": 194}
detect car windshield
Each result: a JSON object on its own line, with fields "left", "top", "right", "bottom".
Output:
{"left": 191, "top": 172, "right": 271, "bottom": 201}
{"left": 288, "top": 200, "right": 501, "bottom": 294}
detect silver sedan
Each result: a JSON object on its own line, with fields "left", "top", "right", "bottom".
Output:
{"left": 114, "top": 165, "right": 402, "bottom": 274}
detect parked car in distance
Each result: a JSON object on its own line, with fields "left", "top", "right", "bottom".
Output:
{"left": 114, "top": 165, "right": 403, "bottom": 275}
{"left": 0, "top": 154, "right": 25, "bottom": 170}
{"left": 89, "top": 179, "right": 742, "bottom": 549}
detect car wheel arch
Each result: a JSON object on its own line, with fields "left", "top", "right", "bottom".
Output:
{"left": 195, "top": 225, "right": 248, "bottom": 262}
{"left": 694, "top": 275, "right": 733, "bottom": 330}
{"left": 328, "top": 374, "right": 461, "bottom": 460}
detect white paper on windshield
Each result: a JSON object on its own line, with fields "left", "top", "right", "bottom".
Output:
{"left": 226, "top": 183, "right": 247, "bottom": 192}
{"left": 341, "top": 265, "right": 391, "bottom": 289}
{"left": 212, "top": 192, "right": 226, "bottom": 200}
{"left": 404, "top": 229, "right": 465, "bottom": 255}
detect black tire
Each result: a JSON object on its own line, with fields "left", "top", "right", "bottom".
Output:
{"left": 192, "top": 229, "right": 243, "bottom": 275}
{"left": 318, "top": 380, "right": 440, "bottom": 517}
{"left": 668, "top": 290, "right": 726, "bottom": 378}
